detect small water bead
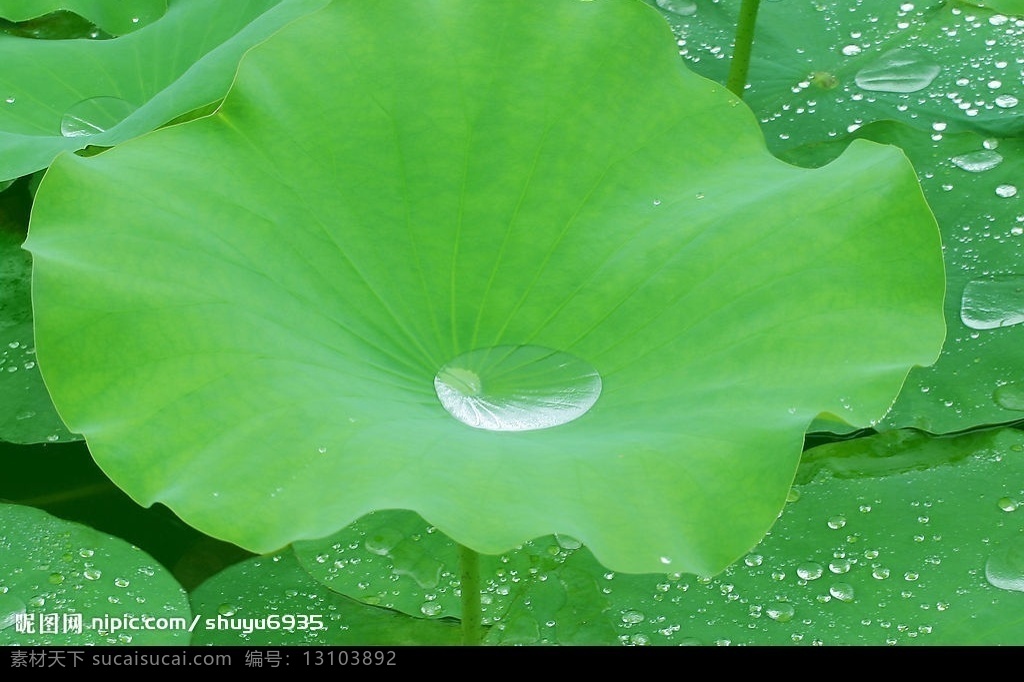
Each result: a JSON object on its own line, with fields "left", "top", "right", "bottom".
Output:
{"left": 83, "top": 568, "right": 102, "bottom": 581}
{"left": 434, "top": 345, "right": 601, "bottom": 431}
{"left": 621, "top": 610, "right": 645, "bottom": 624}
{"left": 766, "top": 602, "right": 795, "bottom": 622}
{"left": 996, "top": 184, "right": 1018, "bottom": 198}
{"left": 655, "top": 0, "right": 697, "bottom": 15}
{"left": 951, "top": 150, "right": 1003, "bottom": 172}
{"left": 827, "top": 515, "right": 847, "bottom": 530}
{"left": 995, "top": 94, "right": 1018, "bottom": 108}
{"left": 796, "top": 563, "right": 824, "bottom": 581}
{"left": 873, "top": 567, "right": 891, "bottom": 580}
{"left": 830, "top": 583, "right": 855, "bottom": 602}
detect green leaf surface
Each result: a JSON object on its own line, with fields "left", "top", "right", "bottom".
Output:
{"left": 0, "top": 180, "right": 76, "bottom": 443}
{"left": 25, "top": 0, "right": 945, "bottom": 575}
{"left": 0, "top": 503, "right": 190, "bottom": 645}
{"left": 599, "top": 428, "right": 1024, "bottom": 645}
{"left": 967, "top": 0, "right": 1024, "bottom": 15}
{"left": 653, "top": 0, "right": 1024, "bottom": 153}
{"left": 189, "top": 551, "right": 461, "bottom": 645}
{"left": 782, "top": 121, "right": 1024, "bottom": 434}
{"left": 293, "top": 510, "right": 613, "bottom": 644}
{"left": 0, "top": 0, "right": 166, "bottom": 35}
{"left": 0, "top": 0, "right": 326, "bottom": 181}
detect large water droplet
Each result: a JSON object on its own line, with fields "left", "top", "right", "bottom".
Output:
{"left": 60, "top": 96, "right": 136, "bottom": 138}
{"left": 0, "top": 594, "right": 26, "bottom": 631}
{"left": 951, "top": 151, "right": 1003, "bottom": 173}
{"left": 655, "top": 0, "right": 697, "bottom": 16}
{"left": 434, "top": 345, "right": 601, "bottom": 431}
{"left": 985, "top": 539, "right": 1024, "bottom": 592}
{"left": 993, "top": 383, "right": 1024, "bottom": 411}
{"left": 960, "top": 276, "right": 1024, "bottom": 330}
{"left": 854, "top": 49, "right": 940, "bottom": 93}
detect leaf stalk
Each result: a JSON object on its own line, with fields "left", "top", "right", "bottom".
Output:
{"left": 458, "top": 543, "right": 484, "bottom": 645}
{"left": 725, "top": 0, "right": 761, "bottom": 98}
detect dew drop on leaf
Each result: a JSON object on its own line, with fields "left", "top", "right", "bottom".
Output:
{"left": 829, "top": 583, "right": 855, "bottom": 602}
{"left": 985, "top": 539, "right": 1024, "bottom": 592}
{"left": 60, "top": 96, "right": 137, "bottom": 138}
{"left": 960, "top": 276, "right": 1024, "bottom": 330}
{"left": 766, "top": 602, "right": 795, "bottom": 622}
{"left": 950, "top": 151, "right": 1003, "bottom": 173}
{"left": 995, "top": 184, "right": 1018, "bottom": 198}
{"left": 0, "top": 594, "right": 26, "bottom": 631}
{"left": 655, "top": 0, "right": 696, "bottom": 16}
{"left": 854, "top": 49, "right": 940, "bottom": 93}
{"left": 993, "top": 383, "right": 1024, "bottom": 411}
{"left": 433, "top": 345, "right": 601, "bottom": 431}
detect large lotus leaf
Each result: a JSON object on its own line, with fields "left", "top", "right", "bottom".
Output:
{"left": 0, "top": 503, "right": 191, "bottom": 645}
{"left": 781, "top": 121, "right": 1024, "bottom": 434}
{"left": 599, "top": 428, "right": 1024, "bottom": 645}
{"left": 0, "top": 0, "right": 166, "bottom": 35}
{"left": 25, "top": 0, "right": 945, "bottom": 575}
{"left": 651, "top": 0, "right": 1024, "bottom": 153}
{"left": 0, "top": 0, "right": 326, "bottom": 182}
{"left": 0, "top": 179, "right": 75, "bottom": 443}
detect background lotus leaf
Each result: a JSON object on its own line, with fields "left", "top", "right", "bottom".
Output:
{"left": 781, "top": 122, "right": 1024, "bottom": 434}
{"left": 25, "top": 0, "right": 945, "bottom": 575}
{"left": 0, "top": 503, "right": 190, "bottom": 645}
{"left": 0, "top": 0, "right": 326, "bottom": 182}
{"left": 0, "top": 0, "right": 166, "bottom": 35}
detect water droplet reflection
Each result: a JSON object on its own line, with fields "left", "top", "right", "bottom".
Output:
{"left": 434, "top": 345, "right": 601, "bottom": 431}
{"left": 854, "top": 49, "right": 940, "bottom": 93}
{"left": 60, "top": 96, "right": 136, "bottom": 138}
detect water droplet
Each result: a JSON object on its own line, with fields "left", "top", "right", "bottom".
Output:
{"left": 364, "top": 527, "right": 403, "bottom": 555}
{"left": 60, "top": 96, "right": 137, "bottom": 138}
{"left": 985, "top": 539, "right": 1024, "bottom": 592}
{"left": 872, "top": 567, "right": 891, "bottom": 580}
{"left": 960, "top": 275, "right": 1024, "bottom": 330}
{"left": 827, "top": 515, "right": 847, "bottom": 530}
{"left": 3, "top": 97, "right": 13, "bottom": 104}
{"left": 83, "top": 568, "right": 102, "bottom": 581}
{"left": 434, "top": 345, "right": 601, "bottom": 431}
{"left": 855, "top": 49, "right": 940, "bottom": 93}
{"left": 995, "top": 94, "right": 1019, "bottom": 109}
{"left": 621, "top": 609, "right": 645, "bottom": 624}
{"left": 797, "top": 562, "right": 824, "bottom": 580}
{"left": 420, "top": 601, "right": 443, "bottom": 617}
{"left": 997, "top": 497, "right": 1018, "bottom": 512}
{"left": 555, "top": 534, "right": 582, "bottom": 550}
{"left": 0, "top": 594, "right": 26, "bottom": 631}
{"left": 951, "top": 150, "right": 1003, "bottom": 173}
{"left": 218, "top": 603, "right": 237, "bottom": 616}
{"left": 48, "top": 573, "right": 64, "bottom": 585}
{"left": 655, "top": 0, "right": 696, "bottom": 16}
{"left": 996, "top": 184, "right": 1018, "bottom": 198}
{"left": 766, "top": 602, "right": 795, "bottom": 622}
{"left": 830, "top": 583, "right": 855, "bottom": 602}
{"left": 114, "top": 578, "right": 130, "bottom": 588}
{"left": 994, "top": 383, "right": 1024, "bottom": 411}
{"left": 78, "top": 548, "right": 94, "bottom": 558}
